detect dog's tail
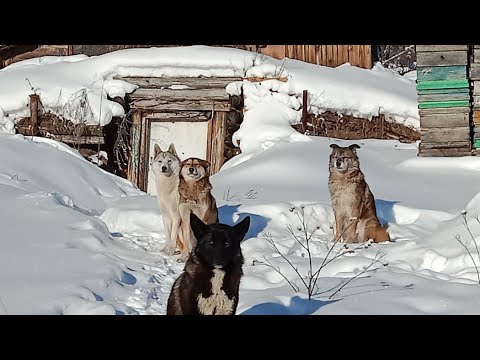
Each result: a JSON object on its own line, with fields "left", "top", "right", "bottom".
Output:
{"left": 366, "top": 223, "right": 390, "bottom": 243}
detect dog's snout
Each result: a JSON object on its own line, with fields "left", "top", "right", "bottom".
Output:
{"left": 189, "top": 167, "right": 195, "bottom": 174}
{"left": 336, "top": 159, "right": 342, "bottom": 166}
{"left": 161, "top": 165, "right": 167, "bottom": 172}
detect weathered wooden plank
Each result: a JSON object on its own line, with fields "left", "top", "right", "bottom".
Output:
{"left": 473, "top": 82, "right": 480, "bottom": 95}
{"left": 420, "top": 112, "right": 470, "bottom": 128}
{"left": 43, "top": 135, "right": 105, "bottom": 144}
{"left": 128, "top": 110, "right": 142, "bottom": 186}
{"left": 418, "top": 93, "right": 470, "bottom": 102}
{"left": 416, "top": 51, "right": 468, "bottom": 66}
{"left": 473, "top": 131, "right": 480, "bottom": 141}
{"left": 418, "top": 100, "right": 470, "bottom": 109}
{"left": 363, "top": 45, "right": 372, "bottom": 69}
{"left": 143, "top": 111, "right": 210, "bottom": 120}
{"left": 472, "top": 95, "right": 480, "bottom": 108}
{"left": 416, "top": 45, "right": 468, "bottom": 52}
{"left": 416, "top": 79, "right": 469, "bottom": 90}
{"left": 418, "top": 148, "right": 472, "bottom": 157}
{"left": 419, "top": 106, "right": 470, "bottom": 115}
{"left": 421, "top": 127, "right": 470, "bottom": 142}
{"left": 128, "top": 87, "right": 229, "bottom": 101}
{"left": 418, "top": 88, "right": 470, "bottom": 95}
{"left": 470, "top": 63, "right": 480, "bottom": 80}
{"left": 116, "top": 76, "right": 242, "bottom": 90}
{"left": 420, "top": 141, "right": 471, "bottom": 149}
{"left": 417, "top": 65, "right": 466, "bottom": 81}
{"left": 138, "top": 115, "right": 148, "bottom": 192}
{"left": 209, "top": 112, "right": 227, "bottom": 175}
{"left": 475, "top": 49, "right": 480, "bottom": 62}
{"left": 130, "top": 98, "right": 231, "bottom": 112}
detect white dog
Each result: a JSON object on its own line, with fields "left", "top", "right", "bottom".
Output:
{"left": 151, "top": 143, "right": 182, "bottom": 256}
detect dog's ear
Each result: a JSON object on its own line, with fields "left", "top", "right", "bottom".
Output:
{"left": 168, "top": 143, "right": 178, "bottom": 158}
{"left": 348, "top": 144, "right": 361, "bottom": 153}
{"left": 190, "top": 212, "right": 208, "bottom": 241}
{"left": 330, "top": 144, "right": 339, "bottom": 150}
{"left": 200, "top": 159, "right": 211, "bottom": 175}
{"left": 154, "top": 144, "right": 162, "bottom": 158}
{"left": 231, "top": 216, "right": 250, "bottom": 243}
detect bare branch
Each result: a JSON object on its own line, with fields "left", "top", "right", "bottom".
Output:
{"left": 461, "top": 213, "right": 480, "bottom": 283}
{"left": 454, "top": 234, "right": 480, "bottom": 284}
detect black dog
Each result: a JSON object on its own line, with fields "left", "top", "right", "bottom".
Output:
{"left": 166, "top": 212, "right": 250, "bottom": 315}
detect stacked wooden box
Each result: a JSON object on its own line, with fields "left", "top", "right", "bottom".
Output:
{"left": 470, "top": 45, "right": 480, "bottom": 151}
{"left": 416, "top": 45, "right": 471, "bottom": 157}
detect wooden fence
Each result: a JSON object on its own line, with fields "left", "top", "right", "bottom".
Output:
{"left": 259, "top": 45, "right": 373, "bottom": 69}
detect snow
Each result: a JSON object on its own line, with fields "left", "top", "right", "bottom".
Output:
{"left": 0, "top": 46, "right": 418, "bottom": 134}
{"left": 3, "top": 123, "right": 480, "bottom": 314}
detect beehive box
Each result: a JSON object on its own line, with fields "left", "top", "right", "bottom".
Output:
{"left": 416, "top": 45, "right": 472, "bottom": 156}
{"left": 470, "top": 45, "right": 480, "bottom": 150}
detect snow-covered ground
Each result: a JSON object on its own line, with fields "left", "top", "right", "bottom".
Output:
{"left": 2, "top": 129, "right": 480, "bottom": 314}
{"left": 0, "top": 45, "right": 419, "bottom": 133}
{"left": 2, "top": 46, "right": 480, "bottom": 315}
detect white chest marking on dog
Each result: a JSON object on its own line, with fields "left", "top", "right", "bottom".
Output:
{"left": 197, "top": 269, "right": 235, "bottom": 315}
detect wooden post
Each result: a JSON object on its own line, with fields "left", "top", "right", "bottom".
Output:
{"left": 127, "top": 110, "right": 142, "bottom": 187}
{"left": 380, "top": 114, "right": 385, "bottom": 139}
{"left": 29, "top": 94, "right": 40, "bottom": 136}
{"left": 301, "top": 90, "right": 308, "bottom": 134}
{"left": 138, "top": 114, "right": 148, "bottom": 192}
{"left": 210, "top": 111, "right": 227, "bottom": 174}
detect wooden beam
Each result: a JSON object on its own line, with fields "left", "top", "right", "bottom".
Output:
{"left": 421, "top": 127, "right": 470, "bottom": 143}
{"left": 0, "top": 45, "right": 38, "bottom": 61}
{"left": 416, "top": 51, "right": 468, "bottom": 66}
{"left": 129, "top": 98, "right": 231, "bottom": 112}
{"left": 418, "top": 100, "right": 470, "bottom": 109}
{"left": 138, "top": 114, "right": 148, "bottom": 192}
{"left": 209, "top": 111, "right": 227, "bottom": 174}
{"left": 418, "top": 93, "right": 470, "bottom": 102}
{"left": 417, "top": 65, "right": 467, "bottom": 82}
{"left": 420, "top": 112, "right": 470, "bottom": 128}
{"left": 416, "top": 45, "right": 468, "bottom": 52}
{"left": 29, "top": 94, "right": 40, "bottom": 136}
{"left": 420, "top": 141, "right": 471, "bottom": 149}
{"left": 127, "top": 110, "right": 142, "bottom": 186}
{"left": 416, "top": 79, "right": 469, "bottom": 90}
{"left": 418, "top": 148, "right": 472, "bottom": 157}
{"left": 42, "top": 134, "right": 105, "bottom": 144}
{"left": 115, "top": 76, "right": 242, "bottom": 89}
{"left": 419, "top": 107, "right": 470, "bottom": 115}
{"left": 128, "top": 87, "right": 229, "bottom": 101}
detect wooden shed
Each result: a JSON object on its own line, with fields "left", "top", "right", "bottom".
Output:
{"left": 120, "top": 76, "right": 244, "bottom": 194}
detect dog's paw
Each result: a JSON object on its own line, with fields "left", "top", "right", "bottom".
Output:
{"left": 162, "top": 245, "right": 176, "bottom": 257}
